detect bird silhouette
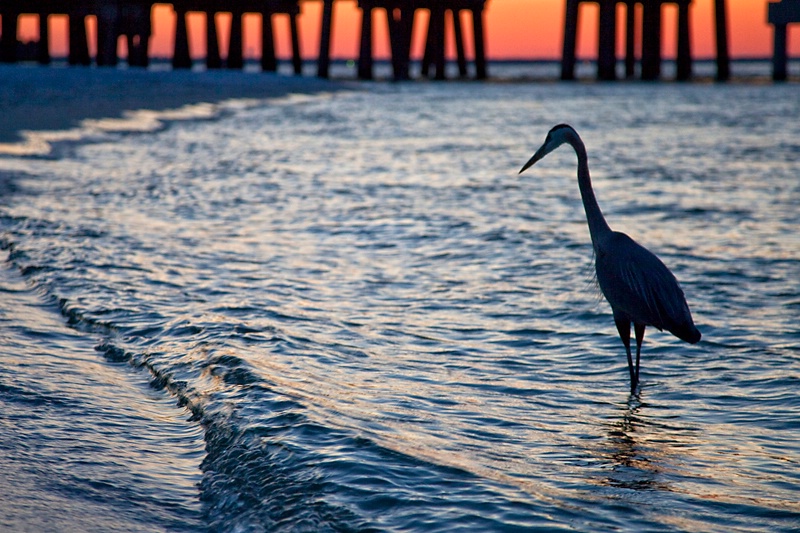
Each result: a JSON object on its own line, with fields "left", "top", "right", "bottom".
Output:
{"left": 519, "top": 124, "right": 700, "bottom": 393}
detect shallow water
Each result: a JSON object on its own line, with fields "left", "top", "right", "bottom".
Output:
{"left": 1, "top": 79, "right": 799, "bottom": 532}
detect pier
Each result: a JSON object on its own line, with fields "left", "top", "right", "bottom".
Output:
{"left": 170, "top": 1, "right": 303, "bottom": 72}
{"left": 0, "top": 0, "right": 152, "bottom": 66}
{"left": 341, "top": 0, "right": 487, "bottom": 80}
{"left": 561, "top": 0, "right": 694, "bottom": 80}
{"left": 0, "top": 0, "right": 742, "bottom": 81}
{"left": 561, "top": 0, "right": 730, "bottom": 81}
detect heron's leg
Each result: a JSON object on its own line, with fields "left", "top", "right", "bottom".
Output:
{"left": 614, "top": 314, "right": 636, "bottom": 391}
{"left": 634, "top": 323, "right": 646, "bottom": 385}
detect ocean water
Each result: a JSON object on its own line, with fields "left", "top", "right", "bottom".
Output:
{"left": 1, "top": 77, "right": 799, "bottom": 532}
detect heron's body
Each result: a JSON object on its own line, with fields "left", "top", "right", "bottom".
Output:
{"left": 520, "top": 124, "right": 700, "bottom": 393}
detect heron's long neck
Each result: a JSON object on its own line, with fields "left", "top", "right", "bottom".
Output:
{"left": 571, "top": 137, "right": 611, "bottom": 247}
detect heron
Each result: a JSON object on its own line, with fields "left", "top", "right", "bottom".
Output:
{"left": 519, "top": 124, "right": 700, "bottom": 393}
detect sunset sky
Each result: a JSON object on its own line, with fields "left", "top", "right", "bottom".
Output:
{"left": 13, "top": 0, "right": 800, "bottom": 61}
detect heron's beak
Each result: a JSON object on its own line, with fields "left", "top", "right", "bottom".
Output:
{"left": 519, "top": 144, "right": 548, "bottom": 174}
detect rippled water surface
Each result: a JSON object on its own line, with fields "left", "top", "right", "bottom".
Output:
{"left": 1, "top": 80, "right": 799, "bottom": 532}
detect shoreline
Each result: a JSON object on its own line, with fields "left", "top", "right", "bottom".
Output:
{"left": 0, "top": 58, "right": 795, "bottom": 151}
{"left": 0, "top": 64, "right": 348, "bottom": 146}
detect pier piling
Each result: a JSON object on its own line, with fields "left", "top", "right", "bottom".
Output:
{"left": 640, "top": 0, "right": 662, "bottom": 80}
{"left": 36, "top": 12, "right": 50, "bottom": 64}
{"left": 172, "top": 8, "right": 191, "bottom": 69}
{"left": 227, "top": 10, "right": 244, "bottom": 69}
{"left": 207, "top": 12, "right": 222, "bottom": 68}
{"left": 597, "top": 0, "right": 616, "bottom": 80}
{"left": 261, "top": 12, "right": 277, "bottom": 71}
{"left": 68, "top": 9, "right": 91, "bottom": 66}
{"left": 317, "top": 0, "right": 334, "bottom": 77}
{"left": 0, "top": 9, "right": 17, "bottom": 63}
{"left": 676, "top": 0, "right": 691, "bottom": 80}
{"left": 714, "top": 0, "right": 730, "bottom": 80}
{"left": 768, "top": 0, "right": 799, "bottom": 80}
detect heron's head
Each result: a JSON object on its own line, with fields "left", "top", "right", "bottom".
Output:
{"left": 519, "top": 124, "right": 576, "bottom": 174}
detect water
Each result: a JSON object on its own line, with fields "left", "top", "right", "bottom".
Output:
{"left": 1, "top": 76, "right": 799, "bottom": 532}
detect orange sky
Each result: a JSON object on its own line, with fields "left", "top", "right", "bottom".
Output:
{"left": 12, "top": 0, "right": 800, "bottom": 61}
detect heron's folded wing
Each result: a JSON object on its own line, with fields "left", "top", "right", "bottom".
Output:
{"left": 598, "top": 233, "right": 690, "bottom": 332}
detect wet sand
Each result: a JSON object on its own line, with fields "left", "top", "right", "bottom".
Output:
{"left": 0, "top": 64, "right": 345, "bottom": 145}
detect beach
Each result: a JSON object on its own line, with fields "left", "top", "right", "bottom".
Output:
{"left": 0, "top": 64, "right": 345, "bottom": 146}
{"left": 1, "top": 64, "right": 799, "bottom": 532}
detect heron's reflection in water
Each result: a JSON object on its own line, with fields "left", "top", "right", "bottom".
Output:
{"left": 601, "top": 396, "right": 676, "bottom": 493}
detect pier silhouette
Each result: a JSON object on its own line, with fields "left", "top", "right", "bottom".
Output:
{"left": 170, "top": 1, "right": 303, "bottom": 72}
{"left": 768, "top": 0, "right": 800, "bottom": 80}
{"left": 340, "top": 0, "right": 487, "bottom": 80}
{"left": 560, "top": 0, "right": 729, "bottom": 81}
{"left": 0, "top": 0, "right": 763, "bottom": 81}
